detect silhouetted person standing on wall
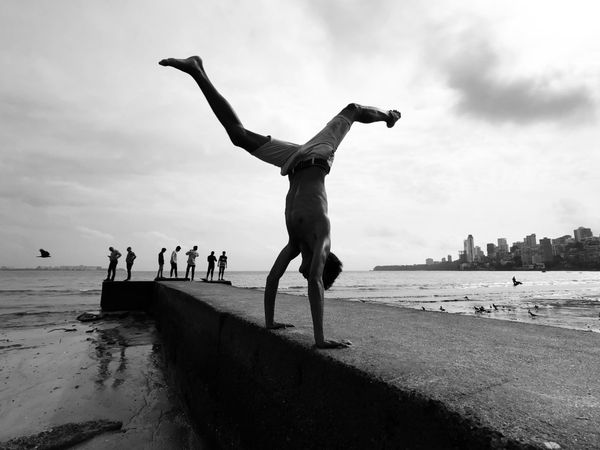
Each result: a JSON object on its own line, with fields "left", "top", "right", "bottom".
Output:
{"left": 159, "top": 56, "right": 400, "bottom": 348}
{"left": 185, "top": 245, "right": 199, "bottom": 281}
{"left": 105, "top": 246, "right": 121, "bottom": 282}
{"left": 206, "top": 251, "right": 217, "bottom": 281}
{"left": 170, "top": 245, "right": 181, "bottom": 278}
{"left": 124, "top": 247, "right": 136, "bottom": 281}
{"left": 156, "top": 248, "right": 167, "bottom": 280}
{"left": 218, "top": 251, "right": 228, "bottom": 281}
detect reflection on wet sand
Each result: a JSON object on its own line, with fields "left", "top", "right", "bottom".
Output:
{"left": 87, "top": 313, "right": 155, "bottom": 390}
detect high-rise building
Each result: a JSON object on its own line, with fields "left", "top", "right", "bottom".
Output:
{"left": 510, "top": 242, "right": 523, "bottom": 257}
{"left": 552, "top": 235, "right": 573, "bottom": 258}
{"left": 524, "top": 233, "right": 537, "bottom": 248}
{"left": 574, "top": 226, "right": 593, "bottom": 242}
{"left": 521, "top": 234, "right": 538, "bottom": 265}
{"left": 539, "top": 238, "right": 553, "bottom": 263}
{"left": 464, "top": 235, "right": 475, "bottom": 263}
{"left": 474, "top": 246, "right": 484, "bottom": 261}
{"left": 447, "top": 255, "right": 452, "bottom": 263}
{"left": 497, "top": 238, "right": 509, "bottom": 255}
{"left": 426, "top": 258, "right": 434, "bottom": 265}
{"left": 487, "top": 243, "right": 496, "bottom": 258}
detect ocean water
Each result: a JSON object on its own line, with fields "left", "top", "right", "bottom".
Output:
{"left": 233, "top": 269, "right": 600, "bottom": 333}
{"left": 1, "top": 269, "right": 600, "bottom": 332}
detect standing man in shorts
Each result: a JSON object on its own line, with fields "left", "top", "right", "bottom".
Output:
{"left": 159, "top": 56, "right": 400, "bottom": 348}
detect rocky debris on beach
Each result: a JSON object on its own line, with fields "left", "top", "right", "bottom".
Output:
{"left": 0, "top": 419, "right": 122, "bottom": 449}
{"left": 76, "top": 311, "right": 129, "bottom": 322}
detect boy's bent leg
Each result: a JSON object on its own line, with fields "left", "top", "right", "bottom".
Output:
{"left": 159, "top": 56, "right": 269, "bottom": 152}
{"left": 264, "top": 243, "right": 299, "bottom": 329}
{"left": 338, "top": 103, "right": 401, "bottom": 128}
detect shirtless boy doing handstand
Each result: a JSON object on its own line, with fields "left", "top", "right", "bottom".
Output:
{"left": 160, "top": 56, "right": 400, "bottom": 348}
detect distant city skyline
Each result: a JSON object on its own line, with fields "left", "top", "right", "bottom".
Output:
{"left": 427, "top": 225, "right": 597, "bottom": 269}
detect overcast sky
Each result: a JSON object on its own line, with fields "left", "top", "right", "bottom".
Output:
{"left": 2, "top": 0, "right": 599, "bottom": 271}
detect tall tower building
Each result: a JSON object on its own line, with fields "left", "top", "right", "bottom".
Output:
{"left": 574, "top": 226, "right": 593, "bottom": 242}
{"left": 539, "top": 238, "right": 553, "bottom": 263}
{"left": 464, "top": 234, "right": 475, "bottom": 263}
{"left": 497, "top": 238, "right": 509, "bottom": 255}
{"left": 524, "top": 234, "right": 537, "bottom": 248}
{"left": 518, "top": 234, "right": 538, "bottom": 266}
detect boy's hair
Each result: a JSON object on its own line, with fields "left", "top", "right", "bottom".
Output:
{"left": 323, "top": 252, "right": 343, "bottom": 290}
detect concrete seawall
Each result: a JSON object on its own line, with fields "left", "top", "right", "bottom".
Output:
{"left": 102, "top": 281, "right": 600, "bottom": 449}
{"left": 100, "top": 280, "right": 155, "bottom": 311}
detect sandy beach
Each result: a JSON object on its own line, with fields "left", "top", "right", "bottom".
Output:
{"left": 0, "top": 311, "right": 204, "bottom": 449}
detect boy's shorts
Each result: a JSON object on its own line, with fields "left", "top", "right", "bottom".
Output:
{"left": 250, "top": 115, "right": 352, "bottom": 175}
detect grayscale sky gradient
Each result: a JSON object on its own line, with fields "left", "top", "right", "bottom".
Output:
{"left": 1, "top": 0, "right": 599, "bottom": 270}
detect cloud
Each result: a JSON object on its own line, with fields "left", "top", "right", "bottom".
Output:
{"left": 305, "top": 0, "right": 395, "bottom": 53}
{"left": 554, "top": 198, "right": 600, "bottom": 232}
{"left": 133, "top": 230, "right": 178, "bottom": 243}
{"left": 364, "top": 225, "right": 399, "bottom": 239}
{"left": 76, "top": 226, "right": 114, "bottom": 241}
{"left": 442, "top": 34, "right": 595, "bottom": 125}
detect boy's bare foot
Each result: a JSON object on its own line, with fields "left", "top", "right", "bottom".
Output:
{"left": 158, "top": 56, "right": 203, "bottom": 75}
{"left": 386, "top": 109, "right": 401, "bottom": 128}
{"left": 315, "top": 339, "right": 352, "bottom": 349}
{"left": 267, "top": 322, "right": 295, "bottom": 330}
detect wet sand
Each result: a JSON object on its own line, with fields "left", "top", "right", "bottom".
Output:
{"left": 0, "top": 311, "right": 205, "bottom": 449}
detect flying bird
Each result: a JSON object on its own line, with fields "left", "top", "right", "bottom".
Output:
{"left": 38, "top": 249, "right": 51, "bottom": 258}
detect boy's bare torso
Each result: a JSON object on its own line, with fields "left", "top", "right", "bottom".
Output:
{"left": 285, "top": 167, "right": 330, "bottom": 267}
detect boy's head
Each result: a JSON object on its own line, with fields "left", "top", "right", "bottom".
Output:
{"left": 323, "top": 252, "right": 343, "bottom": 290}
